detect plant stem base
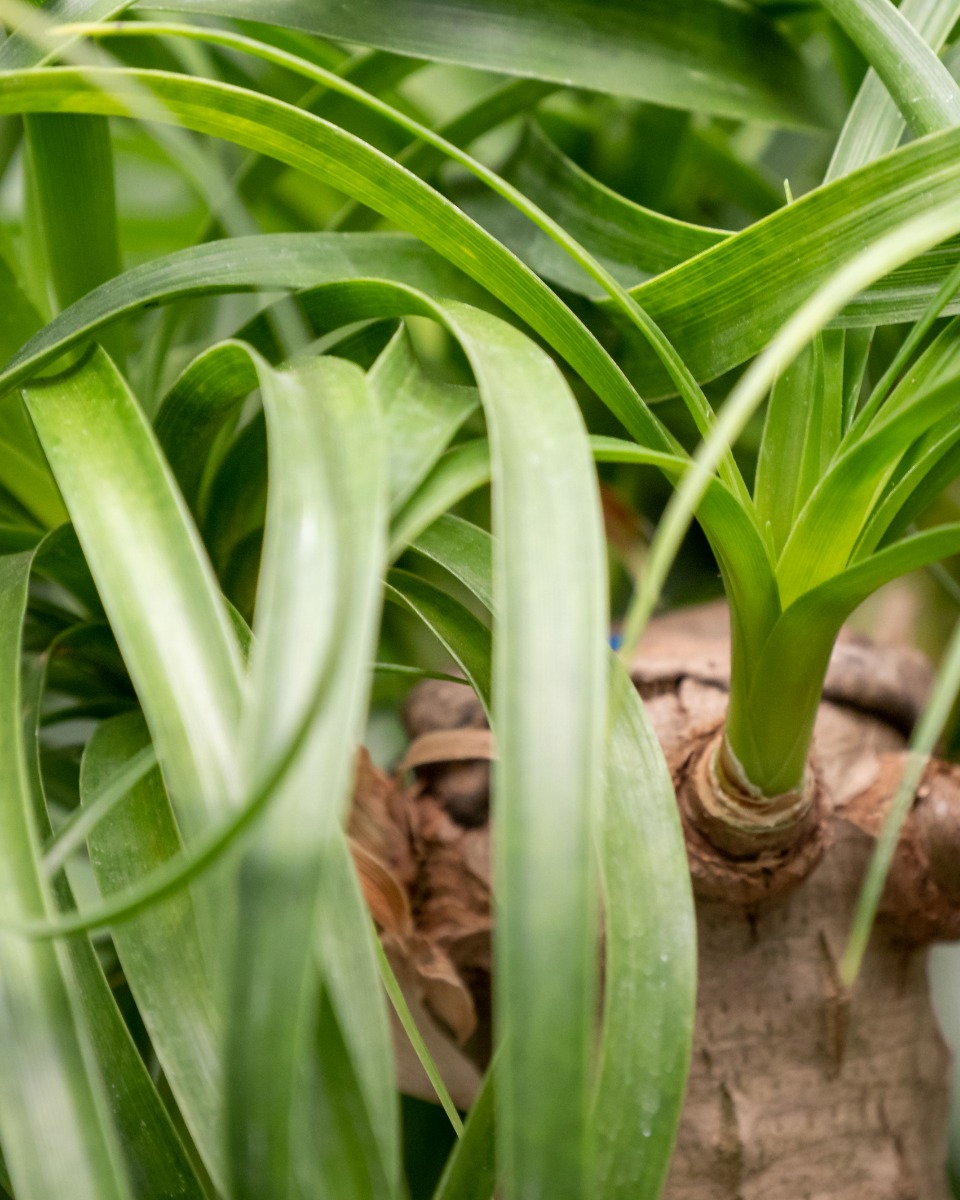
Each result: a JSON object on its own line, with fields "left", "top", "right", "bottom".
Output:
{"left": 663, "top": 815, "right": 950, "bottom": 1199}
{"left": 349, "top": 602, "right": 960, "bottom": 1196}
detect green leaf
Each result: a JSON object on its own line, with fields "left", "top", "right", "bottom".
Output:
{"left": 314, "top": 840, "right": 404, "bottom": 1193}
{"left": 369, "top": 326, "right": 480, "bottom": 512}
{"left": 618, "top": 127, "right": 960, "bottom": 392}
{"left": 389, "top": 440, "right": 493, "bottom": 562}
{"left": 24, "top": 114, "right": 121, "bottom": 311}
{"left": 436, "top": 301, "right": 606, "bottom": 1200}
{"left": 0, "top": 550, "right": 131, "bottom": 1200}
{"left": 591, "top": 437, "right": 780, "bottom": 697}
{"left": 79, "top": 713, "right": 226, "bottom": 1194}
{"left": 857, "top": 414, "right": 960, "bottom": 553}
{"left": 369, "top": 289, "right": 608, "bottom": 1200}
{"left": 391, "top": 513, "right": 697, "bottom": 1200}
{"left": 21, "top": 631, "right": 206, "bottom": 1200}
{"left": 302, "top": 972, "right": 396, "bottom": 1200}
{"left": 825, "top": 0, "right": 960, "bottom": 180}
{"left": 432, "top": 1068, "right": 496, "bottom": 1200}
{"left": 154, "top": 339, "right": 262, "bottom": 520}
{"left": 374, "top": 935, "right": 464, "bottom": 1138}
{"left": 226, "top": 352, "right": 394, "bottom": 1199}
{"left": 410, "top": 514, "right": 494, "bottom": 613}
{"left": 386, "top": 570, "right": 493, "bottom": 710}
{"left": 0, "top": 233, "right": 474, "bottom": 399}
{"left": 0, "top": 51, "right": 677, "bottom": 449}
{"left": 818, "top": 0, "right": 960, "bottom": 136}
{"left": 635, "top": 201, "right": 960, "bottom": 792}
{"left": 0, "top": 244, "right": 42, "bottom": 355}
{"left": 394, "top": 429, "right": 781, "bottom": 692}
{"left": 0, "top": 0, "right": 135, "bottom": 69}
{"left": 153, "top": 0, "right": 826, "bottom": 125}
{"left": 471, "top": 121, "right": 725, "bottom": 293}
{"left": 333, "top": 77, "right": 556, "bottom": 234}
{"left": 588, "top": 659, "right": 695, "bottom": 1199}
{"left": 0, "top": 393, "right": 66, "bottom": 530}
{"left": 755, "top": 333, "right": 843, "bottom": 559}
{"left": 737, "top": 522, "right": 960, "bottom": 796}
{"left": 22, "top": 348, "right": 245, "bottom": 839}
{"left": 777, "top": 328, "right": 960, "bottom": 606}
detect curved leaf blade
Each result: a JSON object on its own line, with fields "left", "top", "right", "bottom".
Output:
{"left": 154, "top": 0, "right": 826, "bottom": 125}
{"left": 0, "top": 551, "right": 131, "bottom": 1200}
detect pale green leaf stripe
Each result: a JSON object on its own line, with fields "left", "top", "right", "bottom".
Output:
{"left": 22, "top": 347, "right": 245, "bottom": 834}
{"left": 826, "top": 0, "right": 960, "bottom": 181}
{"left": 159, "top": 337, "right": 399, "bottom": 1195}
{"left": 23, "top": 345, "right": 241, "bottom": 1191}
{"left": 377, "top": 294, "right": 608, "bottom": 1199}
{"left": 0, "top": 0, "right": 135, "bottom": 69}
{"left": 21, "top": 652, "right": 205, "bottom": 1200}
{"left": 369, "top": 326, "right": 479, "bottom": 512}
{"left": 622, "top": 125, "right": 960, "bottom": 391}
{"left": 389, "top": 441, "right": 493, "bottom": 563}
{"left": 399, "top": 517, "right": 696, "bottom": 1199}
{"left": 386, "top": 571, "right": 493, "bottom": 712}
{"left": 434, "top": 302, "right": 606, "bottom": 1200}
{"left": 22, "top": 347, "right": 243, "bottom": 1005}
{"left": 411, "top": 514, "right": 495, "bottom": 613}
{"left": 80, "top": 715, "right": 227, "bottom": 1194}
{"left": 155, "top": 0, "right": 824, "bottom": 125}
{"left": 0, "top": 550, "right": 131, "bottom": 1200}
{"left": 0, "top": 232, "right": 472, "bottom": 397}
{"left": 589, "top": 659, "right": 695, "bottom": 1199}
{"left": 649, "top": 205, "right": 960, "bottom": 792}
{"left": 227, "top": 352, "right": 394, "bottom": 1199}
{"left": 483, "top": 121, "right": 726, "bottom": 289}
{"left": 819, "top": 0, "right": 960, "bottom": 136}
{"left": 777, "top": 330, "right": 960, "bottom": 607}
{"left": 0, "top": 61, "right": 678, "bottom": 455}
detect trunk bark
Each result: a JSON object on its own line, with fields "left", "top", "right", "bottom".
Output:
{"left": 349, "top": 602, "right": 960, "bottom": 1199}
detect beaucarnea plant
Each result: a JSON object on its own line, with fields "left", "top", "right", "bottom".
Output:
{"left": 0, "top": 2, "right": 956, "bottom": 1200}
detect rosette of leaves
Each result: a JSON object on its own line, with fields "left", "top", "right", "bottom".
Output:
{"left": 0, "top": 2, "right": 957, "bottom": 1200}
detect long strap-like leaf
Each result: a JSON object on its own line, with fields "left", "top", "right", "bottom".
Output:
{"left": 0, "top": 550, "right": 131, "bottom": 1200}
{"left": 155, "top": 0, "right": 825, "bottom": 125}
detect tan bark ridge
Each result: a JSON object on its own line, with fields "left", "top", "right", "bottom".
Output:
{"left": 348, "top": 602, "right": 960, "bottom": 1198}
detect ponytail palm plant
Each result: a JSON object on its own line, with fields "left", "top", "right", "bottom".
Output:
{"left": 0, "top": 2, "right": 958, "bottom": 1199}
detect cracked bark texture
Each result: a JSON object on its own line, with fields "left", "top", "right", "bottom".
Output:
{"left": 639, "top": 602, "right": 953, "bottom": 1200}
{"left": 349, "top": 602, "right": 960, "bottom": 1198}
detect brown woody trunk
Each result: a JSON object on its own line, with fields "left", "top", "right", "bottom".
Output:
{"left": 349, "top": 603, "right": 960, "bottom": 1199}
